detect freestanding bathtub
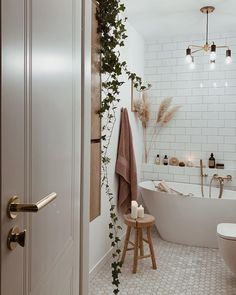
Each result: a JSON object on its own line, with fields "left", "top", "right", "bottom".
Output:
{"left": 139, "top": 180, "right": 236, "bottom": 248}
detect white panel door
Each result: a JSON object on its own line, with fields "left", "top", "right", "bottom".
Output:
{"left": 1, "top": 0, "right": 87, "bottom": 294}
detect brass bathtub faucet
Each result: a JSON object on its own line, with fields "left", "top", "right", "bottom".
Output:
{"left": 209, "top": 174, "right": 232, "bottom": 199}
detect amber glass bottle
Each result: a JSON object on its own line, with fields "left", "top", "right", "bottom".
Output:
{"left": 209, "top": 153, "right": 216, "bottom": 169}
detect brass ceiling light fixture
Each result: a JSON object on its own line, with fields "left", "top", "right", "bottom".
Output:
{"left": 186, "top": 6, "right": 232, "bottom": 68}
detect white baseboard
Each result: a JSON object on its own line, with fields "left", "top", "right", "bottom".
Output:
{"left": 89, "top": 232, "right": 126, "bottom": 281}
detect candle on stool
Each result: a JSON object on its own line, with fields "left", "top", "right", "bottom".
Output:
{"left": 131, "top": 201, "right": 138, "bottom": 219}
{"left": 137, "top": 205, "right": 144, "bottom": 218}
{"left": 131, "top": 200, "right": 138, "bottom": 207}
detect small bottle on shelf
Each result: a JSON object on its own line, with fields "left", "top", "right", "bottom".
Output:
{"left": 155, "top": 154, "right": 160, "bottom": 165}
{"left": 208, "top": 153, "right": 216, "bottom": 169}
{"left": 163, "top": 155, "right": 169, "bottom": 166}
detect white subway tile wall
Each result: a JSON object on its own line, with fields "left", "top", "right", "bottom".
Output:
{"left": 144, "top": 34, "right": 236, "bottom": 173}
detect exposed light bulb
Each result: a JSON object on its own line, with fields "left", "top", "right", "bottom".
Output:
{"left": 186, "top": 54, "right": 192, "bottom": 64}
{"left": 210, "top": 43, "right": 217, "bottom": 62}
{"left": 210, "top": 61, "right": 215, "bottom": 70}
{"left": 225, "top": 56, "right": 232, "bottom": 64}
{"left": 210, "top": 52, "right": 216, "bottom": 61}
{"left": 225, "top": 81, "right": 228, "bottom": 87}
{"left": 226, "top": 49, "right": 232, "bottom": 65}
{"left": 213, "top": 82, "right": 217, "bottom": 88}
{"left": 200, "top": 82, "right": 203, "bottom": 88}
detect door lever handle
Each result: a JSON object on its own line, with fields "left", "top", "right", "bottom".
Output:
{"left": 7, "top": 193, "right": 57, "bottom": 219}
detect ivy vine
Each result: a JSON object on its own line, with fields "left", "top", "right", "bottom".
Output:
{"left": 96, "top": 0, "right": 149, "bottom": 293}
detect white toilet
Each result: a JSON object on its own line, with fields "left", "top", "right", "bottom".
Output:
{"left": 217, "top": 223, "right": 236, "bottom": 275}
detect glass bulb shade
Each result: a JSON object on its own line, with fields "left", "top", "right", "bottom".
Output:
{"left": 210, "top": 51, "right": 217, "bottom": 61}
{"left": 225, "top": 56, "right": 232, "bottom": 64}
{"left": 186, "top": 54, "right": 192, "bottom": 64}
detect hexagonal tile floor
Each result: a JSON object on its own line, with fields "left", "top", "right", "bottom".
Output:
{"left": 89, "top": 230, "right": 236, "bottom": 295}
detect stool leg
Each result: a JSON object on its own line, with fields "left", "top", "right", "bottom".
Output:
{"left": 121, "top": 226, "right": 131, "bottom": 264}
{"left": 139, "top": 228, "right": 144, "bottom": 257}
{"left": 147, "top": 227, "right": 157, "bottom": 270}
{"left": 133, "top": 228, "right": 139, "bottom": 274}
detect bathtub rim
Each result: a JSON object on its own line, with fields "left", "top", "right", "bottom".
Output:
{"left": 139, "top": 180, "right": 236, "bottom": 201}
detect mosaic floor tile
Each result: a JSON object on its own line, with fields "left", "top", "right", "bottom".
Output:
{"left": 90, "top": 230, "right": 236, "bottom": 295}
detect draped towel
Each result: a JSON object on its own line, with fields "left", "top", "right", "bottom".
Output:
{"left": 115, "top": 108, "right": 138, "bottom": 213}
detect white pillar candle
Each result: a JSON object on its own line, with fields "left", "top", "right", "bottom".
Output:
{"left": 131, "top": 205, "right": 138, "bottom": 219}
{"left": 131, "top": 200, "right": 138, "bottom": 207}
{"left": 137, "top": 205, "right": 144, "bottom": 218}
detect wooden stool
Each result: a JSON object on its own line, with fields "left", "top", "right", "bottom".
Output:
{"left": 121, "top": 214, "right": 157, "bottom": 273}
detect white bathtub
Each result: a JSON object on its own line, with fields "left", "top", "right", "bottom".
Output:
{"left": 139, "top": 180, "right": 236, "bottom": 248}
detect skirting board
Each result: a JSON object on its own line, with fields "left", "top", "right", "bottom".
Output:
{"left": 89, "top": 232, "right": 126, "bottom": 281}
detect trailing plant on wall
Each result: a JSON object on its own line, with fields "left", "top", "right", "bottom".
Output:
{"left": 95, "top": 0, "right": 149, "bottom": 293}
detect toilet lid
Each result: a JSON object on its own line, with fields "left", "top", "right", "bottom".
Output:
{"left": 217, "top": 223, "right": 236, "bottom": 241}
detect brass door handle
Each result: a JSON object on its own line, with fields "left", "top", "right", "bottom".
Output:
{"left": 7, "top": 226, "right": 26, "bottom": 250}
{"left": 7, "top": 192, "right": 57, "bottom": 219}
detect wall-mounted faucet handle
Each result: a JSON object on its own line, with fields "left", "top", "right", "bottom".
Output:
{"left": 214, "top": 174, "right": 232, "bottom": 181}
{"left": 210, "top": 173, "right": 231, "bottom": 199}
{"left": 226, "top": 175, "right": 232, "bottom": 181}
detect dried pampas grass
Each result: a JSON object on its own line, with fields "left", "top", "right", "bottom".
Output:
{"left": 134, "top": 95, "right": 180, "bottom": 163}
{"left": 134, "top": 92, "right": 151, "bottom": 163}
{"left": 146, "top": 97, "right": 180, "bottom": 163}
{"left": 157, "top": 97, "right": 172, "bottom": 123}
{"left": 134, "top": 92, "right": 150, "bottom": 129}
{"left": 161, "top": 106, "right": 181, "bottom": 125}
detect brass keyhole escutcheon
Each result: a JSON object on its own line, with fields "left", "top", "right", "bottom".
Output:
{"left": 7, "top": 226, "right": 26, "bottom": 250}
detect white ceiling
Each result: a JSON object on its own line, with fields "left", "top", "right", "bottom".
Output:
{"left": 124, "top": 0, "right": 236, "bottom": 40}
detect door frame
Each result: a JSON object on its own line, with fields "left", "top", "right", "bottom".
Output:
{"left": 0, "top": 0, "right": 91, "bottom": 294}
{"left": 80, "top": 0, "right": 91, "bottom": 294}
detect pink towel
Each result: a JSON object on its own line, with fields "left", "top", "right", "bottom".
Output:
{"left": 115, "top": 108, "right": 138, "bottom": 213}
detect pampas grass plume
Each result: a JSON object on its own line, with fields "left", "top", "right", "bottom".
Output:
{"left": 161, "top": 106, "right": 180, "bottom": 125}
{"left": 156, "top": 97, "right": 172, "bottom": 123}
{"left": 134, "top": 92, "right": 150, "bottom": 129}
